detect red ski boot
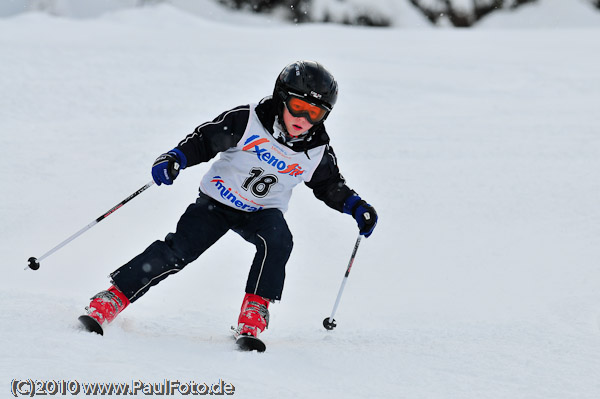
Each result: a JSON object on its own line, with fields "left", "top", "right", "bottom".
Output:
{"left": 78, "top": 285, "right": 130, "bottom": 335}
{"left": 234, "top": 293, "right": 270, "bottom": 352}
{"left": 237, "top": 293, "right": 270, "bottom": 337}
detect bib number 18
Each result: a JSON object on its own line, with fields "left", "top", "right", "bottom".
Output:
{"left": 242, "top": 167, "right": 278, "bottom": 198}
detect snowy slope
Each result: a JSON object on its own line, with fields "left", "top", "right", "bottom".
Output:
{"left": 1, "top": 4, "right": 600, "bottom": 399}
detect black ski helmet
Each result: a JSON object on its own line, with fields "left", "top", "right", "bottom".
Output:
{"left": 273, "top": 60, "right": 338, "bottom": 124}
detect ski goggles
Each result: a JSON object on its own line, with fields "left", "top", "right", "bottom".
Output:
{"left": 285, "top": 95, "right": 329, "bottom": 124}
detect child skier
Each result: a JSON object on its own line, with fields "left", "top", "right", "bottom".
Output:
{"left": 79, "top": 60, "right": 378, "bottom": 345}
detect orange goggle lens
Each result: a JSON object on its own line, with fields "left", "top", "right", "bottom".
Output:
{"left": 286, "top": 96, "right": 328, "bottom": 124}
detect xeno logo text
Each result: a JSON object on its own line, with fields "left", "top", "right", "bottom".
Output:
{"left": 242, "top": 135, "right": 305, "bottom": 177}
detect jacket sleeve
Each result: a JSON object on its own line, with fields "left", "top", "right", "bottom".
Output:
{"left": 305, "top": 145, "right": 356, "bottom": 213}
{"left": 175, "top": 105, "right": 250, "bottom": 167}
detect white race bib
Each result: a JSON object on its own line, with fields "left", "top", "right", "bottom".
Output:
{"left": 200, "top": 104, "right": 325, "bottom": 213}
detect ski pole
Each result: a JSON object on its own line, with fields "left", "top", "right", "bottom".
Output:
{"left": 27, "top": 180, "right": 155, "bottom": 270}
{"left": 323, "top": 234, "right": 362, "bottom": 330}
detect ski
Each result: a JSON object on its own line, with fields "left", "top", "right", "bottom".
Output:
{"left": 231, "top": 326, "right": 266, "bottom": 352}
{"left": 78, "top": 315, "right": 104, "bottom": 335}
{"left": 236, "top": 335, "right": 266, "bottom": 352}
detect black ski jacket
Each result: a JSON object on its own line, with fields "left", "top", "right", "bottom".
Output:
{"left": 175, "top": 97, "right": 356, "bottom": 213}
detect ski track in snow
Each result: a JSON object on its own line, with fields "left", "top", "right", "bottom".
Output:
{"left": 1, "top": 4, "right": 600, "bottom": 399}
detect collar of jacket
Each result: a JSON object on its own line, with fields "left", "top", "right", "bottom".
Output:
{"left": 255, "top": 96, "right": 331, "bottom": 153}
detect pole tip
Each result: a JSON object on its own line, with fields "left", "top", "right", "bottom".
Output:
{"left": 27, "top": 257, "right": 40, "bottom": 271}
{"left": 323, "top": 317, "right": 337, "bottom": 330}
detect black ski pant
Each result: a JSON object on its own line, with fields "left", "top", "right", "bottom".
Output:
{"left": 110, "top": 193, "right": 293, "bottom": 302}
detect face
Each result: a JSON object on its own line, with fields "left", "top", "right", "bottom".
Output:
{"left": 282, "top": 106, "right": 314, "bottom": 137}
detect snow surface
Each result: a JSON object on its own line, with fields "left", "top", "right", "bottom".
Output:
{"left": 1, "top": 3, "right": 600, "bottom": 399}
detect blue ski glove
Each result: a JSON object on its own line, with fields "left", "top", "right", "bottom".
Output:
{"left": 343, "top": 195, "right": 378, "bottom": 238}
{"left": 151, "top": 148, "right": 187, "bottom": 186}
